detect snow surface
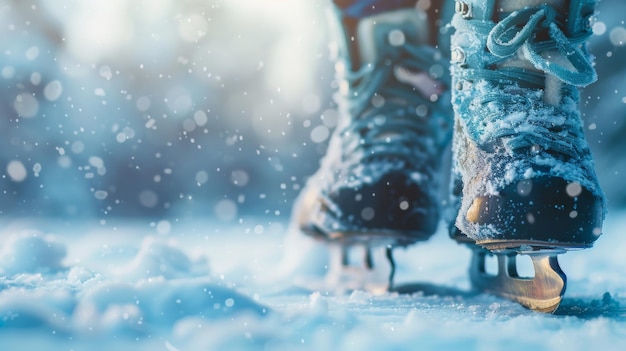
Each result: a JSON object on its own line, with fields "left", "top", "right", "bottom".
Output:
{"left": 0, "top": 212, "right": 625, "bottom": 351}
{"left": 1, "top": 1, "right": 625, "bottom": 349}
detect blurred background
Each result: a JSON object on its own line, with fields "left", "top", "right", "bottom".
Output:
{"left": 0, "top": 0, "right": 625, "bottom": 225}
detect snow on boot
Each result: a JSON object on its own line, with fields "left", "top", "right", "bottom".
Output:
{"left": 287, "top": 3, "right": 453, "bottom": 292}
{"left": 449, "top": 0, "right": 605, "bottom": 312}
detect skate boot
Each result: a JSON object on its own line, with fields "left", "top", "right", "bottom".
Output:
{"left": 290, "top": 2, "right": 453, "bottom": 292}
{"left": 449, "top": 0, "right": 605, "bottom": 311}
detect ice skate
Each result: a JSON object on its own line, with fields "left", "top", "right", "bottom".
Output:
{"left": 449, "top": 0, "right": 605, "bottom": 312}
{"left": 290, "top": 2, "right": 452, "bottom": 292}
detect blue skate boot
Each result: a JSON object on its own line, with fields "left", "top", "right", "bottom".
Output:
{"left": 290, "top": 2, "right": 453, "bottom": 291}
{"left": 449, "top": 0, "right": 605, "bottom": 311}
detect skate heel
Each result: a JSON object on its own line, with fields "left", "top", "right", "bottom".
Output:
{"left": 469, "top": 248, "right": 566, "bottom": 313}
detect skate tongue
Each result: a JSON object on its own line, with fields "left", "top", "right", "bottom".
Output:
{"left": 496, "top": 0, "right": 565, "bottom": 15}
{"left": 354, "top": 8, "right": 429, "bottom": 67}
{"left": 495, "top": 0, "right": 595, "bottom": 37}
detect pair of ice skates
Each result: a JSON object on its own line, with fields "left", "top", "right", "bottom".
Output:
{"left": 291, "top": 0, "right": 605, "bottom": 313}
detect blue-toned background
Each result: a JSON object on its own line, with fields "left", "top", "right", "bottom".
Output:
{"left": 0, "top": 0, "right": 624, "bottom": 222}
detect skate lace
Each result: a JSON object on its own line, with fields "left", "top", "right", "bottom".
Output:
{"left": 457, "top": 5, "right": 596, "bottom": 158}
{"left": 335, "top": 42, "right": 450, "bottom": 171}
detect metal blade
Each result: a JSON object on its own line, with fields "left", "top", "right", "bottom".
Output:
{"left": 325, "top": 243, "right": 394, "bottom": 294}
{"left": 469, "top": 249, "right": 566, "bottom": 313}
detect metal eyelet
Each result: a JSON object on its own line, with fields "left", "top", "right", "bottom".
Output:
{"left": 455, "top": 1, "right": 472, "bottom": 19}
{"left": 451, "top": 47, "right": 466, "bottom": 65}
{"left": 455, "top": 80, "right": 465, "bottom": 91}
{"left": 455, "top": 80, "right": 472, "bottom": 91}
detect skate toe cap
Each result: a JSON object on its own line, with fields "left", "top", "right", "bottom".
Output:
{"left": 465, "top": 177, "right": 604, "bottom": 245}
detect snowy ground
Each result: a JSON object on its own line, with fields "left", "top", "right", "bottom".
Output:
{"left": 0, "top": 210, "right": 625, "bottom": 351}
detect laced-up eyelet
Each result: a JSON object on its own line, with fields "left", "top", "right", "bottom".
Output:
{"left": 451, "top": 47, "right": 466, "bottom": 66}
{"left": 455, "top": 1, "right": 472, "bottom": 19}
{"left": 455, "top": 80, "right": 466, "bottom": 91}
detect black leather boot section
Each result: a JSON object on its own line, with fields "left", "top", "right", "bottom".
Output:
{"left": 464, "top": 177, "right": 603, "bottom": 246}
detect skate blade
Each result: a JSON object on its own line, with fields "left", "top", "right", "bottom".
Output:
{"left": 470, "top": 249, "right": 566, "bottom": 313}
{"left": 322, "top": 243, "right": 395, "bottom": 295}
